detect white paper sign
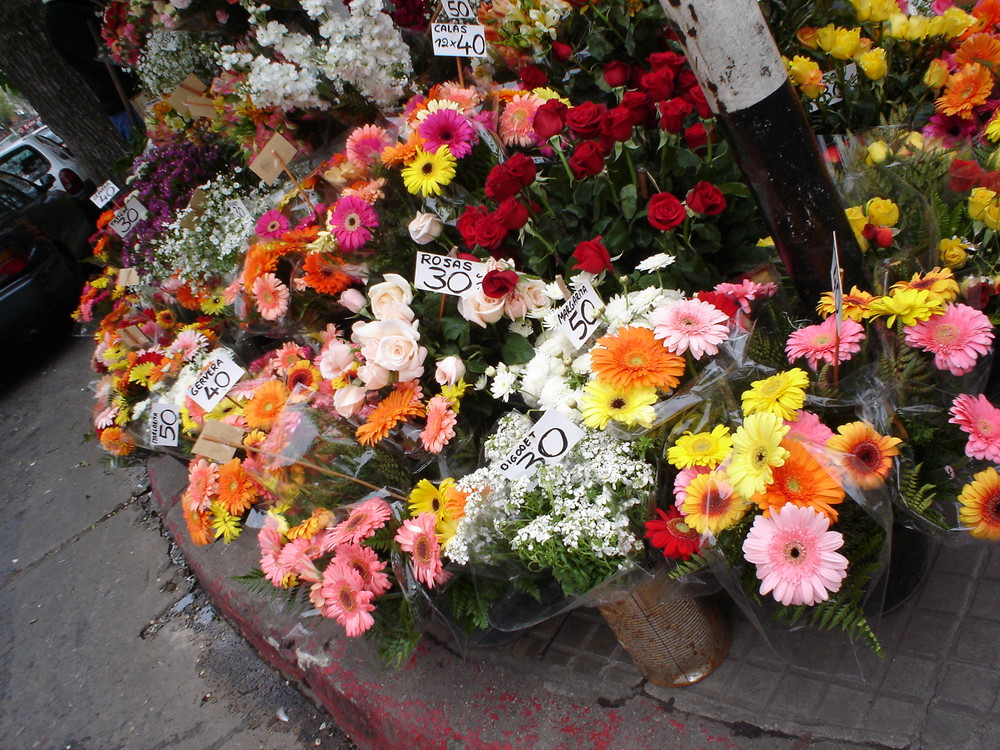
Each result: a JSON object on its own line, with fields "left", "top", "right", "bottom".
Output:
{"left": 107, "top": 196, "right": 148, "bottom": 238}
{"left": 225, "top": 198, "right": 252, "bottom": 223}
{"left": 442, "top": 0, "right": 479, "bottom": 19}
{"left": 431, "top": 23, "right": 487, "bottom": 57}
{"left": 187, "top": 350, "right": 245, "bottom": 412}
{"left": 556, "top": 282, "right": 603, "bottom": 350}
{"left": 90, "top": 180, "right": 119, "bottom": 208}
{"left": 149, "top": 403, "right": 180, "bottom": 447}
{"left": 497, "top": 410, "right": 586, "bottom": 480}
{"left": 414, "top": 251, "right": 488, "bottom": 297}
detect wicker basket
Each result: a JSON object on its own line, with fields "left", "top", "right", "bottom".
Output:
{"left": 598, "top": 567, "right": 731, "bottom": 687}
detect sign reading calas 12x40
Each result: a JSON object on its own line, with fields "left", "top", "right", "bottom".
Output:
{"left": 431, "top": 23, "right": 487, "bottom": 57}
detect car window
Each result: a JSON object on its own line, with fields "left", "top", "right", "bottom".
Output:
{"left": 0, "top": 145, "right": 51, "bottom": 182}
{"left": 0, "top": 182, "right": 31, "bottom": 212}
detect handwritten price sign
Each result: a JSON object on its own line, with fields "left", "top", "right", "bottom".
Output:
{"left": 414, "top": 252, "right": 488, "bottom": 296}
{"left": 90, "top": 180, "right": 119, "bottom": 208}
{"left": 149, "top": 403, "right": 180, "bottom": 447}
{"left": 497, "top": 411, "right": 585, "bottom": 481}
{"left": 107, "top": 196, "right": 149, "bottom": 238}
{"left": 225, "top": 198, "right": 252, "bottom": 224}
{"left": 187, "top": 350, "right": 245, "bottom": 412}
{"left": 442, "top": 0, "right": 479, "bottom": 19}
{"left": 431, "top": 23, "right": 487, "bottom": 57}
{"left": 556, "top": 282, "right": 603, "bottom": 350}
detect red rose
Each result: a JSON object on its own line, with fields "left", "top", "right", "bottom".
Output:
{"left": 948, "top": 159, "right": 985, "bottom": 193}
{"left": 572, "top": 236, "right": 613, "bottom": 274}
{"left": 520, "top": 64, "right": 548, "bottom": 89}
{"left": 533, "top": 99, "right": 568, "bottom": 140}
{"left": 682, "top": 84, "right": 712, "bottom": 118}
{"left": 566, "top": 101, "right": 607, "bottom": 139}
{"left": 658, "top": 97, "right": 692, "bottom": 133}
{"left": 475, "top": 215, "right": 509, "bottom": 250}
{"left": 551, "top": 41, "right": 573, "bottom": 61}
{"left": 456, "top": 251, "right": 480, "bottom": 262}
{"left": 482, "top": 269, "right": 519, "bottom": 298}
{"left": 677, "top": 69, "right": 699, "bottom": 92}
{"left": 457, "top": 205, "right": 484, "bottom": 246}
{"left": 607, "top": 106, "right": 634, "bottom": 142}
{"left": 647, "top": 192, "right": 686, "bottom": 231}
{"left": 862, "top": 223, "right": 894, "bottom": 248}
{"left": 620, "top": 90, "right": 653, "bottom": 126}
{"left": 648, "top": 51, "right": 687, "bottom": 72}
{"left": 685, "top": 181, "right": 727, "bottom": 215}
{"left": 604, "top": 61, "right": 632, "bottom": 88}
{"left": 503, "top": 152, "right": 537, "bottom": 186}
{"left": 640, "top": 67, "right": 675, "bottom": 101}
{"left": 569, "top": 140, "right": 606, "bottom": 179}
{"left": 493, "top": 197, "right": 530, "bottom": 230}
{"left": 982, "top": 170, "right": 1000, "bottom": 192}
{"left": 485, "top": 165, "right": 522, "bottom": 201}
{"left": 684, "top": 122, "right": 709, "bottom": 151}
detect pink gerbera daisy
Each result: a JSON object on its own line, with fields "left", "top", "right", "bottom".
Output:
{"left": 714, "top": 279, "right": 779, "bottom": 313}
{"left": 252, "top": 273, "right": 290, "bottom": 321}
{"left": 650, "top": 298, "right": 730, "bottom": 359}
{"left": 273, "top": 341, "right": 307, "bottom": 376}
{"left": 168, "top": 329, "right": 209, "bottom": 362}
{"left": 904, "top": 303, "right": 994, "bottom": 376}
{"left": 785, "top": 316, "right": 866, "bottom": 371}
{"left": 418, "top": 108, "right": 476, "bottom": 158}
{"left": 333, "top": 543, "right": 391, "bottom": 596}
{"left": 950, "top": 393, "right": 1000, "bottom": 463}
{"left": 255, "top": 209, "right": 290, "bottom": 239}
{"left": 420, "top": 395, "right": 457, "bottom": 454}
{"left": 329, "top": 497, "right": 392, "bottom": 546}
{"left": 742, "top": 504, "right": 849, "bottom": 606}
{"left": 784, "top": 410, "right": 834, "bottom": 447}
{"left": 259, "top": 526, "right": 291, "bottom": 586}
{"left": 276, "top": 534, "right": 330, "bottom": 583}
{"left": 328, "top": 196, "right": 378, "bottom": 252}
{"left": 94, "top": 405, "right": 118, "bottom": 429}
{"left": 260, "top": 410, "right": 303, "bottom": 467}
{"left": 345, "top": 124, "right": 391, "bottom": 167}
{"left": 395, "top": 511, "right": 449, "bottom": 588}
{"left": 320, "top": 560, "right": 376, "bottom": 636}
{"left": 499, "top": 93, "right": 544, "bottom": 147}
{"left": 185, "top": 458, "right": 219, "bottom": 512}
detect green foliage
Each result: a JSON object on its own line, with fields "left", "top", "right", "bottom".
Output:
{"left": 232, "top": 568, "right": 303, "bottom": 609}
{"left": 900, "top": 462, "right": 949, "bottom": 530}
{"left": 666, "top": 554, "right": 708, "bottom": 580}
{"left": 368, "top": 594, "right": 422, "bottom": 668}
{"left": 444, "top": 575, "right": 492, "bottom": 633}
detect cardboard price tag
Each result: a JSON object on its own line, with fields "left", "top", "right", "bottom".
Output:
{"left": 149, "top": 403, "right": 180, "bottom": 447}
{"left": 179, "top": 187, "right": 208, "bottom": 231}
{"left": 192, "top": 420, "right": 243, "bottom": 463}
{"left": 117, "top": 267, "right": 141, "bottom": 287}
{"left": 249, "top": 132, "right": 298, "bottom": 185}
{"left": 90, "top": 180, "right": 118, "bottom": 208}
{"left": 431, "top": 23, "right": 487, "bottom": 57}
{"left": 185, "top": 95, "right": 216, "bottom": 120}
{"left": 187, "top": 350, "right": 246, "bottom": 412}
{"left": 107, "top": 196, "right": 148, "bottom": 238}
{"left": 413, "top": 251, "right": 487, "bottom": 296}
{"left": 166, "top": 73, "right": 207, "bottom": 115}
{"left": 556, "top": 282, "right": 603, "bottom": 350}
{"left": 118, "top": 325, "right": 151, "bottom": 349}
{"left": 497, "top": 410, "right": 585, "bottom": 480}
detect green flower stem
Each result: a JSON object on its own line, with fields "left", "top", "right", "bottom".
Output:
{"left": 589, "top": 3, "right": 628, "bottom": 46}
{"left": 551, "top": 138, "right": 576, "bottom": 183}
{"left": 525, "top": 224, "right": 559, "bottom": 259}
{"left": 623, "top": 147, "right": 638, "bottom": 192}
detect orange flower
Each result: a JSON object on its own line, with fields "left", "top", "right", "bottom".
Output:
{"left": 285, "top": 360, "right": 321, "bottom": 391}
{"left": 243, "top": 242, "right": 284, "bottom": 290}
{"left": 955, "top": 33, "right": 1000, "bottom": 70}
{"left": 99, "top": 426, "right": 135, "bottom": 456}
{"left": 936, "top": 63, "right": 994, "bottom": 119}
{"left": 752, "top": 439, "right": 844, "bottom": 523}
{"left": 244, "top": 380, "right": 289, "bottom": 430}
{"left": 890, "top": 267, "right": 960, "bottom": 303}
{"left": 301, "top": 252, "right": 352, "bottom": 295}
{"left": 590, "top": 326, "right": 686, "bottom": 390}
{"left": 173, "top": 283, "right": 203, "bottom": 311}
{"left": 817, "top": 285, "right": 875, "bottom": 322}
{"left": 827, "top": 422, "right": 901, "bottom": 490}
{"left": 185, "top": 509, "right": 215, "bottom": 546}
{"left": 356, "top": 387, "right": 426, "bottom": 446}
{"left": 974, "top": 0, "right": 1000, "bottom": 33}
{"left": 216, "top": 458, "right": 258, "bottom": 516}
{"left": 381, "top": 131, "right": 423, "bottom": 167}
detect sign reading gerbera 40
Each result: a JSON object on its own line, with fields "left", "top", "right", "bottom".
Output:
{"left": 188, "top": 350, "right": 246, "bottom": 412}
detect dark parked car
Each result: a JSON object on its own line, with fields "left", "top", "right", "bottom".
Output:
{"left": 0, "top": 173, "right": 95, "bottom": 345}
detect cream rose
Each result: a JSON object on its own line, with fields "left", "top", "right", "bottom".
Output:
{"left": 333, "top": 385, "right": 368, "bottom": 418}
{"left": 435, "top": 355, "right": 466, "bottom": 386}
{"left": 368, "top": 274, "right": 413, "bottom": 320}
{"left": 364, "top": 318, "right": 427, "bottom": 381}
{"left": 458, "top": 290, "right": 506, "bottom": 328}
{"left": 408, "top": 212, "right": 444, "bottom": 245}
{"left": 318, "top": 339, "right": 355, "bottom": 380}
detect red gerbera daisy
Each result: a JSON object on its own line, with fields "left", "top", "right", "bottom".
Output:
{"left": 645, "top": 506, "right": 701, "bottom": 560}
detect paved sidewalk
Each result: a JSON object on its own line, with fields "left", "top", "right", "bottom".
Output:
{"left": 149, "top": 453, "right": 1000, "bottom": 750}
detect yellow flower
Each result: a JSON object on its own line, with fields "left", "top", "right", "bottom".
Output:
{"left": 666, "top": 425, "right": 733, "bottom": 469}
{"left": 987, "top": 113, "right": 1000, "bottom": 143}
{"left": 210, "top": 501, "right": 242, "bottom": 543}
{"left": 891, "top": 267, "right": 959, "bottom": 303}
{"left": 866, "top": 140, "right": 890, "bottom": 164}
{"left": 867, "top": 288, "right": 944, "bottom": 327}
{"left": 786, "top": 56, "right": 826, "bottom": 99}
{"left": 905, "top": 15, "right": 929, "bottom": 41}
{"left": 680, "top": 470, "right": 750, "bottom": 536}
{"left": 408, "top": 477, "right": 468, "bottom": 544}
{"left": 580, "top": 380, "right": 657, "bottom": 430}
{"left": 818, "top": 26, "right": 863, "bottom": 60}
{"left": 941, "top": 7, "right": 974, "bottom": 38}
{"left": 531, "top": 87, "right": 570, "bottom": 105}
{"left": 860, "top": 48, "right": 888, "bottom": 81}
{"left": 865, "top": 197, "right": 899, "bottom": 227}
{"left": 440, "top": 379, "right": 471, "bottom": 412}
{"left": 741, "top": 368, "right": 810, "bottom": 421}
{"left": 887, "top": 13, "right": 909, "bottom": 38}
{"left": 969, "top": 187, "right": 1000, "bottom": 230}
{"left": 939, "top": 237, "right": 969, "bottom": 269}
{"left": 401, "top": 146, "right": 457, "bottom": 197}
{"left": 845, "top": 205, "right": 870, "bottom": 252}
{"left": 817, "top": 285, "right": 876, "bottom": 321}
{"left": 756, "top": 236, "right": 775, "bottom": 247}
{"left": 729, "top": 412, "right": 790, "bottom": 500}
{"left": 200, "top": 290, "right": 228, "bottom": 315}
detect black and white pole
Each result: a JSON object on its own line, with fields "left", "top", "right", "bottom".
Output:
{"left": 658, "top": 0, "right": 867, "bottom": 312}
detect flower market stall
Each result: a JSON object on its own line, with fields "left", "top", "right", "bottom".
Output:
{"left": 76, "top": 0, "right": 1000, "bottom": 690}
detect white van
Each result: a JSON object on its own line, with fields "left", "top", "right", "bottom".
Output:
{"left": 0, "top": 127, "right": 95, "bottom": 200}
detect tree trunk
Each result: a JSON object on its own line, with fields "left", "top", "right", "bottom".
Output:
{"left": 0, "top": 0, "right": 130, "bottom": 184}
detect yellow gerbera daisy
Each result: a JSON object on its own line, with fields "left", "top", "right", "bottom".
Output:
{"left": 408, "top": 477, "right": 468, "bottom": 544}
{"left": 680, "top": 470, "right": 750, "bottom": 536}
{"left": 867, "top": 288, "right": 944, "bottom": 327}
{"left": 817, "top": 286, "right": 875, "bottom": 321}
{"left": 210, "top": 501, "right": 242, "bottom": 543}
{"left": 958, "top": 467, "right": 1000, "bottom": 541}
{"left": 741, "top": 368, "right": 809, "bottom": 421}
{"left": 200, "top": 290, "right": 228, "bottom": 315}
{"left": 666, "top": 425, "right": 733, "bottom": 469}
{"left": 401, "top": 146, "right": 457, "bottom": 197}
{"left": 890, "top": 267, "right": 959, "bottom": 304}
{"left": 580, "top": 380, "right": 657, "bottom": 430}
{"left": 728, "top": 411, "right": 791, "bottom": 499}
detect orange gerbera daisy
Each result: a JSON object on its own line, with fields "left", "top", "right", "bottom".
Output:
{"left": 301, "top": 252, "right": 352, "bottom": 295}
{"left": 285, "top": 360, "right": 321, "bottom": 391}
{"left": 173, "top": 283, "right": 204, "bottom": 311}
{"left": 936, "top": 63, "right": 994, "bottom": 119}
{"left": 244, "top": 380, "right": 289, "bottom": 430}
{"left": 216, "top": 458, "right": 258, "bottom": 516}
{"left": 243, "top": 242, "right": 284, "bottom": 290}
{"left": 752, "top": 439, "right": 845, "bottom": 523}
{"left": 890, "top": 267, "right": 960, "bottom": 303}
{"left": 356, "top": 387, "right": 426, "bottom": 446}
{"left": 99, "top": 426, "right": 135, "bottom": 456}
{"left": 955, "top": 33, "right": 1000, "bottom": 70}
{"left": 286, "top": 509, "right": 336, "bottom": 540}
{"left": 958, "top": 467, "right": 1000, "bottom": 540}
{"left": 817, "top": 286, "right": 875, "bottom": 321}
{"left": 185, "top": 508, "right": 215, "bottom": 546}
{"left": 590, "top": 326, "right": 687, "bottom": 390}
{"left": 974, "top": 0, "right": 1000, "bottom": 33}
{"left": 381, "top": 131, "right": 423, "bottom": 167}
{"left": 827, "top": 422, "right": 902, "bottom": 489}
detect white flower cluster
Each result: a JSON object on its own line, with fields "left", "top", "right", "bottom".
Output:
{"left": 137, "top": 29, "right": 221, "bottom": 96}
{"left": 147, "top": 174, "right": 262, "bottom": 283}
